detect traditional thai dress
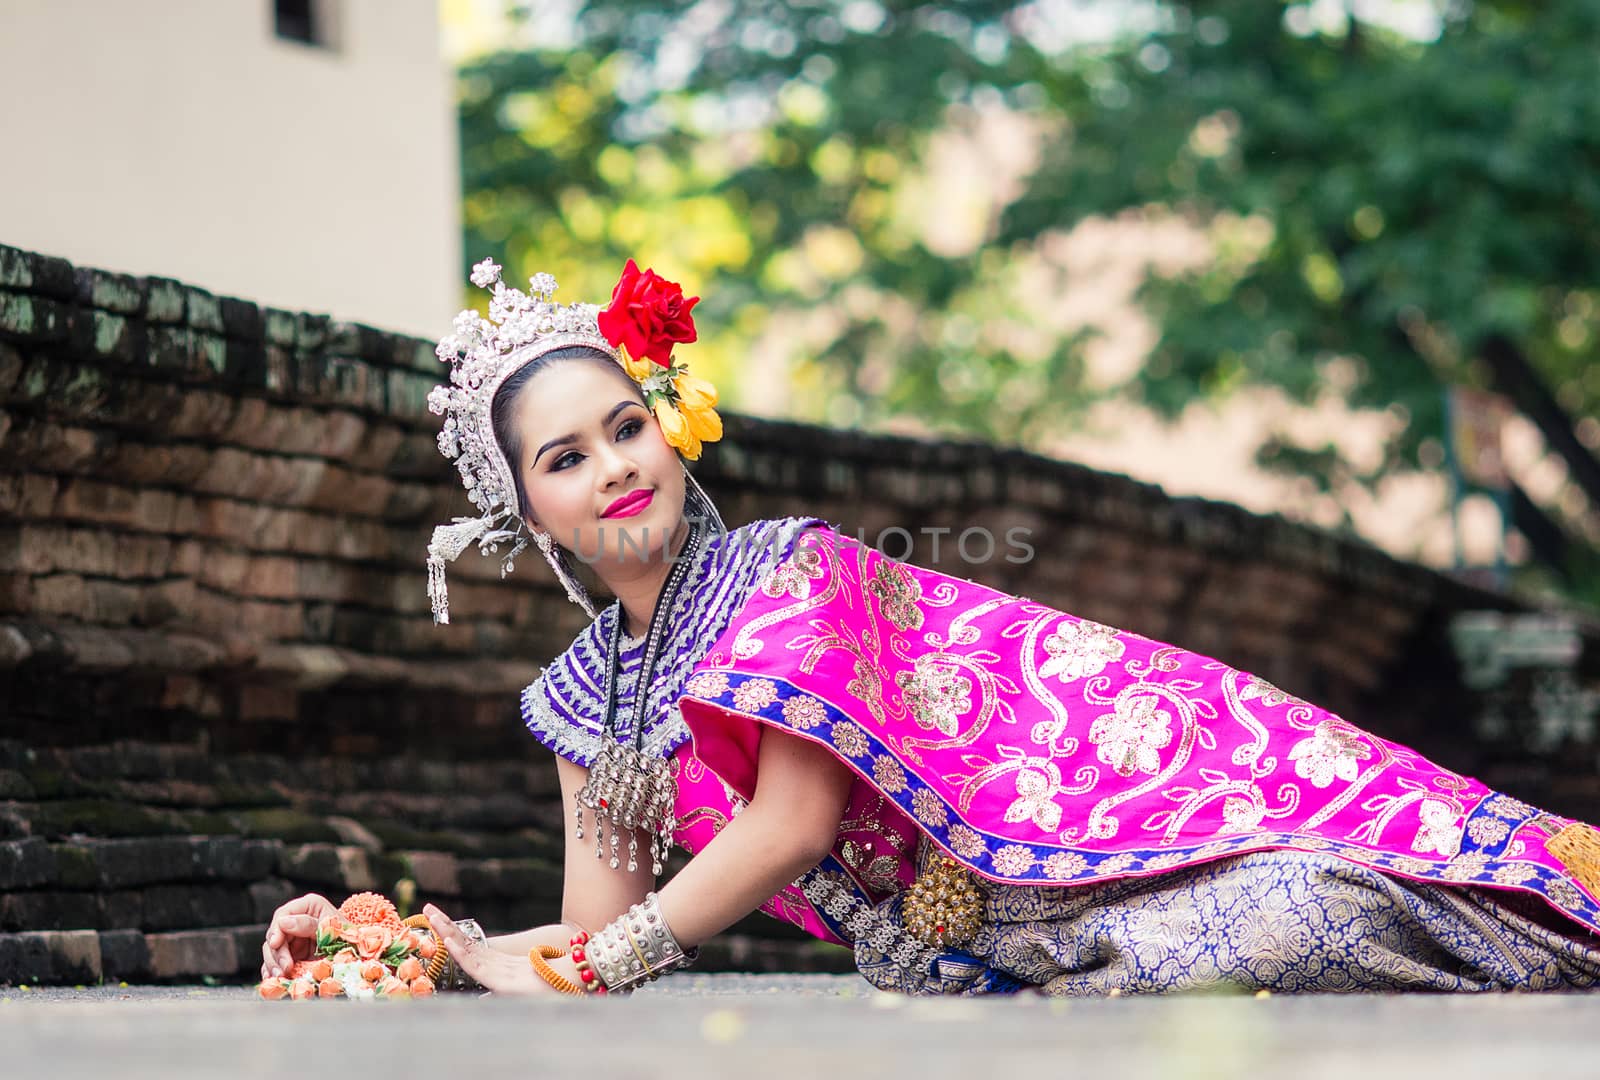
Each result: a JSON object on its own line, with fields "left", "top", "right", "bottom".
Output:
{"left": 524, "top": 518, "right": 1600, "bottom": 995}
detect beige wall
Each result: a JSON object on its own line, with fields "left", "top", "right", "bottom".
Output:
{"left": 0, "top": 0, "right": 459, "bottom": 337}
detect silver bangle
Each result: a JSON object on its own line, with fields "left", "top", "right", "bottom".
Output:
{"left": 590, "top": 892, "right": 694, "bottom": 994}
{"left": 590, "top": 921, "right": 643, "bottom": 992}
{"left": 442, "top": 918, "right": 487, "bottom": 991}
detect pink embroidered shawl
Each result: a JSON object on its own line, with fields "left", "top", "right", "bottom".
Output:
{"left": 676, "top": 527, "right": 1600, "bottom": 942}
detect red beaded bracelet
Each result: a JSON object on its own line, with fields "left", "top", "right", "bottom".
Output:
{"left": 569, "top": 930, "right": 607, "bottom": 994}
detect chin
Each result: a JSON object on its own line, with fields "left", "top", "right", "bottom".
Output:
{"left": 601, "top": 502, "right": 679, "bottom": 561}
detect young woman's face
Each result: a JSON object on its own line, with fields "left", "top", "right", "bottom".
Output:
{"left": 510, "top": 359, "right": 686, "bottom": 564}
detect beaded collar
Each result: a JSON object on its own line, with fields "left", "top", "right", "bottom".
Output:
{"left": 521, "top": 516, "right": 821, "bottom": 767}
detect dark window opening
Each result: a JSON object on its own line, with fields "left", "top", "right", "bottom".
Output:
{"left": 274, "top": 0, "right": 322, "bottom": 48}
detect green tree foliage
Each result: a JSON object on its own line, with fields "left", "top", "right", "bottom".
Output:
{"left": 1004, "top": 1, "right": 1600, "bottom": 500}
{"left": 459, "top": 1, "right": 1600, "bottom": 576}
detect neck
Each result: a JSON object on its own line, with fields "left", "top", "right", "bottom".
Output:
{"left": 594, "top": 518, "right": 692, "bottom": 639}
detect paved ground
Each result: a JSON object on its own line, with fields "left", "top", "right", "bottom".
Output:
{"left": 5, "top": 975, "right": 1595, "bottom": 1079}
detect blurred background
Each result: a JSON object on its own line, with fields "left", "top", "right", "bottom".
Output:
{"left": 3, "top": 0, "right": 1597, "bottom": 602}
{"left": 438, "top": 0, "right": 1600, "bottom": 607}
{"left": 2, "top": 0, "right": 1600, "bottom": 987}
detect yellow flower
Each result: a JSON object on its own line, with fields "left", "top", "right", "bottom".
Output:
{"left": 618, "top": 345, "right": 654, "bottom": 383}
{"left": 682, "top": 403, "right": 723, "bottom": 443}
{"left": 673, "top": 371, "right": 719, "bottom": 410}
{"left": 653, "top": 398, "right": 688, "bottom": 444}
{"left": 679, "top": 428, "right": 703, "bottom": 460}
{"left": 653, "top": 400, "right": 704, "bottom": 459}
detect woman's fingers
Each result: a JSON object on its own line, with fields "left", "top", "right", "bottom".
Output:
{"left": 260, "top": 893, "right": 335, "bottom": 978}
{"left": 268, "top": 913, "right": 319, "bottom": 972}
{"left": 267, "top": 894, "right": 332, "bottom": 932}
{"left": 423, "top": 904, "right": 466, "bottom": 951}
{"left": 276, "top": 913, "right": 318, "bottom": 938}
{"left": 420, "top": 904, "right": 550, "bottom": 994}
{"left": 423, "top": 904, "right": 485, "bottom": 976}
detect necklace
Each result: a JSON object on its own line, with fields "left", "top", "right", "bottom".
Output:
{"left": 573, "top": 521, "right": 705, "bottom": 875}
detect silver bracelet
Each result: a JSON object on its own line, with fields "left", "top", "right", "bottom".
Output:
{"left": 441, "top": 918, "right": 487, "bottom": 991}
{"left": 589, "top": 892, "right": 694, "bottom": 994}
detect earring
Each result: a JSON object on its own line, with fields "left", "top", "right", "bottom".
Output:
{"left": 534, "top": 528, "right": 600, "bottom": 619}
{"left": 682, "top": 466, "right": 726, "bottom": 535}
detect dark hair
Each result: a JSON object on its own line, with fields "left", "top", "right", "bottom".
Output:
{"left": 490, "top": 346, "right": 643, "bottom": 520}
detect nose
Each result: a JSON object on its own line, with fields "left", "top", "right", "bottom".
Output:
{"left": 592, "top": 439, "right": 639, "bottom": 491}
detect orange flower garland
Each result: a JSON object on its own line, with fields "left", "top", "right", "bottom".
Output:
{"left": 338, "top": 891, "right": 405, "bottom": 933}
{"left": 257, "top": 892, "right": 435, "bottom": 1002}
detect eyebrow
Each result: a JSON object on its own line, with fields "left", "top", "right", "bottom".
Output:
{"left": 532, "top": 401, "right": 642, "bottom": 466}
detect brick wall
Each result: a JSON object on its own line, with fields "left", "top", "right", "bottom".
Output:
{"left": 2, "top": 242, "right": 1596, "bottom": 985}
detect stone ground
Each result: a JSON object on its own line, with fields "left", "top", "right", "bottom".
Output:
{"left": 3, "top": 975, "right": 1595, "bottom": 1079}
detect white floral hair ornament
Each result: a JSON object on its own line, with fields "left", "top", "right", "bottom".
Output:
{"left": 425, "top": 259, "right": 622, "bottom": 624}
{"left": 428, "top": 257, "right": 728, "bottom": 625}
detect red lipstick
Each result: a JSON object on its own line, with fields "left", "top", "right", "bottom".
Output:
{"left": 601, "top": 489, "right": 654, "bottom": 519}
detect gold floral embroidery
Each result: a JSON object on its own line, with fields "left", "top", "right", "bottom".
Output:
{"left": 872, "top": 755, "right": 907, "bottom": 794}
{"left": 1385, "top": 855, "right": 1436, "bottom": 875}
{"left": 1042, "top": 851, "right": 1088, "bottom": 878}
{"left": 1088, "top": 693, "right": 1174, "bottom": 778}
{"left": 1466, "top": 815, "right": 1511, "bottom": 847}
{"left": 731, "top": 678, "right": 778, "bottom": 713}
{"left": 1491, "top": 863, "right": 1540, "bottom": 886}
{"left": 911, "top": 788, "right": 948, "bottom": 828}
{"left": 894, "top": 656, "right": 972, "bottom": 737}
{"left": 947, "top": 824, "right": 986, "bottom": 860}
{"left": 1547, "top": 878, "right": 1586, "bottom": 909}
{"left": 1237, "top": 674, "right": 1308, "bottom": 709}
{"left": 685, "top": 671, "right": 730, "bottom": 698}
{"left": 1221, "top": 797, "right": 1265, "bottom": 833}
{"left": 845, "top": 655, "right": 887, "bottom": 725}
{"left": 1096, "top": 853, "right": 1138, "bottom": 875}
{"left": 1002, "top": 768, "right": 1064, "bottom": 833}
{"left": 1038, "top": 619, "right": 1125, "bottom": 682}
{"left": 993, "top": 844, "right": 1036, "bottom": 876}
{"left": 1412, "top": 799, "right": 1463, "bottom": 857}
{"left": 1441, "top": 852, "right": 1490, "bottom": 881}
{"left": 781, "top": 695, "right": 827, "bottom": 730}
{"left": 1287, "top": 721, "right": 1373, "bottom": 788}
{"left": 1143, "top": 851, "right": 1193, "bottom": 871}
{"left": 840, "top": 839, "right": 902, "bottom": 893}
{"left": 761, "top": 545, "right": 825, "bottom": 599}
{"left": 865, "top": 559, "right": 924, "bottom": 632}
{"left": 1530, "top": 812, "right": 1575, "bottom": 838}
{"left": 1483, "top": 794, "right": 1536, "bottom": 821}
{"left": 832, "top": 720, "right": 869, "bottom": 758}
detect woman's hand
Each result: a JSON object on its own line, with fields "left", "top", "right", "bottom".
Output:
{"left": 260, "top": 892, "right": 339, "bottom": 979}
{"left": 424, "top": 903, "right": 570, "bottom": 996}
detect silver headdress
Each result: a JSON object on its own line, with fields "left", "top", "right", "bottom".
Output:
{"left": 425, "top": 258, "right": 620, "bottom": 624}
{"left": 425, "top": 259, "right": 726, "bottom": 624}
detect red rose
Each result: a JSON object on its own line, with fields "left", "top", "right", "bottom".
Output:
{"left": 596, "top": 258, "right": 699, "bottom": 367}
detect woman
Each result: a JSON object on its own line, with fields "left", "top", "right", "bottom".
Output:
{"left": 260, "top": 259, "right": 1600, "bottom": 996}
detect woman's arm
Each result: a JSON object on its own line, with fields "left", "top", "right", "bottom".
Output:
{"left": 656, "top": 726, "right": 853, "bottom": 948}
{"left": 485, "top": 754, "right": 654, "bottom": 955}
{"left": 432, "top": 726, "right": 853, "bottom": 991}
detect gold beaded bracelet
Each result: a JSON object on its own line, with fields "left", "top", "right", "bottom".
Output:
{"left": 402, "top": 914, "right": 452, "bottom": 985}
{"left": 403, "top": 913, "right": 489, "bottom": 990}
{"left": 527, "top": 945, "right": 585, "bottom": 996}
